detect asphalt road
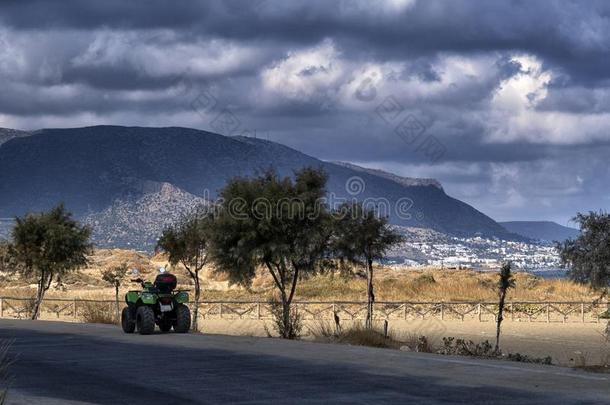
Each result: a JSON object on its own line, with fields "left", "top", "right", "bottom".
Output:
{"left": 0, "top": 320, "right": 608, "bottom": 404}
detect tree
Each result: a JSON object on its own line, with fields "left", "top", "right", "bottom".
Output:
{"left": 102, "top": 263, "right": 128, "bottom": 321}
{"left": 209, "top": 168, "right": 331, "bottom": 339}
{"left": 9, "top": 205, "right": 92, "bottom": 320}
{"left": 495, "top": 262, "right": 515, "bottom": 352}
{"left": 331, "top": 202, "right": 403, "bottom": 329}
{"left": 557, "top": 212, "right": 610, "bottom": 293}
{"left": 157, "top": 207, "right": 212, "bottom": 332}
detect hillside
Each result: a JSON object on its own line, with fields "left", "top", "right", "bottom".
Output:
{"left": 0, "top": 125, "right": 519, "bottom": 249}
{"left": 0, "top": 128, "right": 29, "bottom": 146}
{"left": 500, "top": 221, "right": 580, "bottom": 242}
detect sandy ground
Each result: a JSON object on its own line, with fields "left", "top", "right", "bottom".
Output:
{"left": 198, "top": 318, "right": 610, "bottom": 367}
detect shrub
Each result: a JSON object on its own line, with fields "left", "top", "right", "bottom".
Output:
{"left": 438, "top": 337, "right": 497, "bottom": 357}
{"left": 265, "top": 298, "right": 302, "bottom": 340}
{"left": 507, "top": 352, "right": 552, "bottom": 365}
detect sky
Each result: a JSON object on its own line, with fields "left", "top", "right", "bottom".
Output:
{"left": 0, "top": 0, "right": 608, "bottom": 226}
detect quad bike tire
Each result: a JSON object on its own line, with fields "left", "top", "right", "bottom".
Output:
{"left": 158, "top": 319, "right": 172, "bottom": 332}
{"left": 173, "top": 304, "right": 191, "bottom": 333}
{"left": 136, "top": 306, "right": 155, "bottom": 335}
{"left": 121, "top": 306, "right": 135, "bottom": 333}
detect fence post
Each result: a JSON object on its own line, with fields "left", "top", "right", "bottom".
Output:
{"left": 219, "top": 303, "right": 223, "bottom": 319}
{"left": 546, "top": 304, "right": 550, "bottom": 323}
{"left": 0, "top": 298, "right": 3, "bottom": 318}
{"left": 256, "top": 302, "right": 261, "bottom": 320}
{"left": 581, "top": 302, "right": 585, "bottom": 323}
{"left": 73, "top": 299, "right": 77, "bottom": 321}
{"left": 477, "top": 303, "right": 481, "bottom": 322}
{"left": 440, "top": 303, "right": 444, "bottom": 321}
{"left": 510, "top": 303, "right": 514, "bottom": 321}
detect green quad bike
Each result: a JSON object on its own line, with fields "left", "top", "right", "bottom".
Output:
{"left": 121, "top": 269, "right": 191, "bottom": 335}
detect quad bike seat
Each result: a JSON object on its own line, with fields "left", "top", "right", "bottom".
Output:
{"left": 154, "top": 273, "right": 177, "bottom": 293}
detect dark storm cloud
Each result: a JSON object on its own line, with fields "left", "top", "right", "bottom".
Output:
{"left": 0, "top": 0, "right": 609, "bottom": 222}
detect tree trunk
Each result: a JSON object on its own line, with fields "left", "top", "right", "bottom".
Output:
{"left": 114, "top": 284, "right": 120, "bottom": 321}
{"left": 31, "top": 272, "right": 52, "bottom": 320}
{"left": 281, "top": 292, "right": 291, "bottom": 339}
{"left": 192, "top": 275, "right": 200, "bottom": 331}
{"left": 365, "top": 258, "right": 374, "bottom": 329}
{"left": 495, "top": 290, "right": 507, "bottom": 352}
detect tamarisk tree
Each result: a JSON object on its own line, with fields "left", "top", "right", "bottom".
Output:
{"left": 209, "top": 168, "right": 331, "bottom": 339}
{"left": 10, "top": 205, "right": 92, "bottom": 320}
{"left": 557, "top": 212, "right": 610, "bottom": 293}
{"left": 331, "top": 202, "right": 403, "bottom": 329}
{"left": 157, "top": 208, "right": 212, "bottom": 331}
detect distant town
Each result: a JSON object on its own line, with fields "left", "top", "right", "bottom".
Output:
{"left": 389, "top": 226, "right": 561, "bottom": 272}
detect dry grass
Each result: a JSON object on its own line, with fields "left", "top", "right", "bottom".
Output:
{"left": 79, "top": 302, "right": 118, "bottom": 325}
{"left": 0, "top": 249, "right": 597, "bottom": 303}
{"left": 310, "top": 321, "right": 401, "bottom": 349}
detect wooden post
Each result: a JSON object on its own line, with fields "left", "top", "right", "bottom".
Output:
{"left": 73, "top": 299, "right": 77, "bottom": 321}
{"left": 0, "top": 298, "right": 3, "bottom": 318}
{"left": 477, "top": 303, "right": 481, "bottom": 322}
{"left": 383, "top": 320, "right": 388, "bottom": 339}
{"left": 546, "top": 304, "right": 550, "bottom": 323}
{"left": 581, "top": 302, "right": 585, "bottom": 323}
{"left": 219, "top": 303, "right": 223, "bottom": 319}
{"left": 403, "top": 303, "right": 407, "bottom": 320}
{"left": 256, "top": 302, "right": 261, "bottom": 320}
{"left": 440, "top": 303, "right": 444, "bottom": 321}
{"left": 510, "top": 303, "right": 514, "bottom": 321}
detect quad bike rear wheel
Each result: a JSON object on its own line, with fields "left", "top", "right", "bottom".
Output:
{"left": 121, "top": 306, "right": 135, "bottom": 333}
{"left": 136, "top": 306, "right": 155, "bottom": 335}
{"left": 173, "top": 304, "right": 191, "bottom": 333}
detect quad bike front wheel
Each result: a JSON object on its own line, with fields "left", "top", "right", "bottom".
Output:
{"left": 121, "top": 307, "right": 135, "bottom": 333}
{"left": 173, "top": 304, "right": 191, "bottom": 333}
{"left": 136, "top": 306, "right": 155, "bottom": 335}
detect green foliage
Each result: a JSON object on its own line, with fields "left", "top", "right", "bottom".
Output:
{"left": 9, "top": 205, "right": 92, "bottom": 319}
{"left": 157, "top": 206, "right": 212, "bottom": 273}
{"left": 209, "top": 168, "right": 331, "bottom": 338}
{"left": 557, "top": 211, "right": 610, "bottom": 289}
{"left": 330, "top": 202, "right": 403, "bottom": 328}
{"left": 157, "top": 207, "right": 213, "bottom": 331}
{"left": 498, "top": 262, "right": 516, "bottom": 295}
{"left": 101, "top": 263, "right": 127, "bottom": 288}
{"left": 331, "top": 202, "right": 403, "bottom": 266}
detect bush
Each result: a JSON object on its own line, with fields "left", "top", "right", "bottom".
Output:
{"left": 265, "top": 298, "right": 302, "bottom": 340}
{"left": 438, "top": 337, "right": 497, "bottom": 357}
{"left": 507, "top": 352, "right": 552, "bottom": 365}
{"left": 80, "top": 302, "right": 118, "bottom": 325}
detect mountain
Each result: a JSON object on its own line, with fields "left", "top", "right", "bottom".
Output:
{"left": 500, "top": 221, "right": 580, "bottom": 242}
{"left": 82, "top": 182, "right": 206, "bottom": 250}
{"left": 0, "top": 128, "right": 29, "bottom": 146}
{"left": 0, "top": 125, "right": 519, "bottom": 249}
{"left": 333, "top": 161, "right": 443, "bottom": 189}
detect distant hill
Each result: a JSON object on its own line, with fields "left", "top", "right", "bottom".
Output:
{"left": 500, "top": 221, "right": 580, "bottom": 242}
{"left": 0, "top": 128, "right": 29, "bottom": 146}
{"left": 0, "top": 125, "right": 520, "bottom": 249}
